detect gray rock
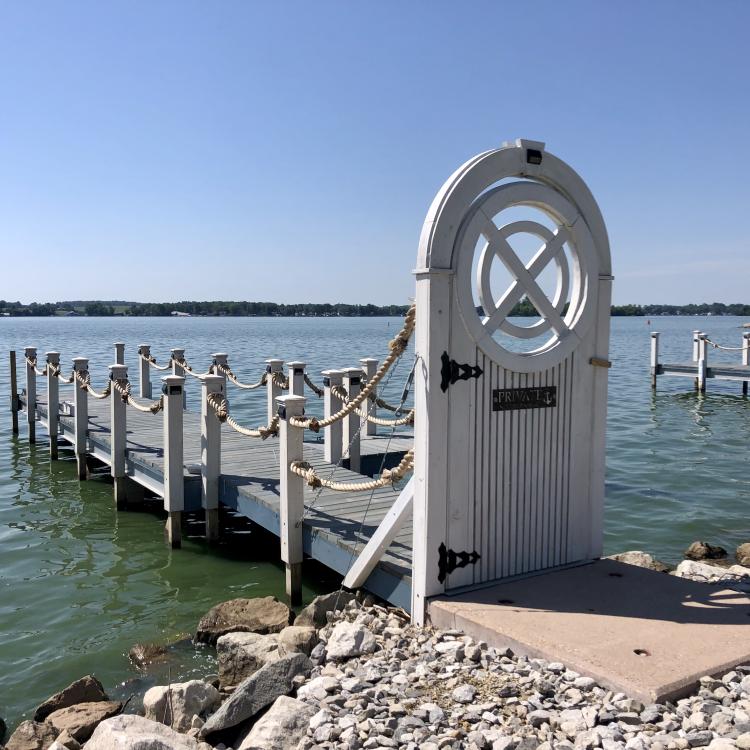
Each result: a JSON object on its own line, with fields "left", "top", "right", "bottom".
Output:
{"left": 195, "top": 596, "right": 291, "bottom": 644}
{"left": 528, "top": 710, "right": 552, "bottom": 728}
{"left": 236, "top": 696, "right": 315, "bottom": 750}
{"left": 47, "top": 730, "right": 81, "bottom": 750}
{"left": 216, "top": 632, "right": 282, "bottom": 688}
{"left": 277, "top": 625, "right": 319, "bottom": 656}
{"left": 326, "top": 622, "right": 377, "bottom": 661}
{"left": 294, "top": 591, "right": 356, "bottom": 628}
{"left": 6, "top": 722, "right": 58, "bottom": 750}
{"left": 201, "top": 652, "right": 311, "bottom": 735}
{"left": 452, "top": 684, "right": 477, "bottom": 704}
{"left": 34, "top": 676, "right": 108, "bottom": 722}
{"left": 85, "top": 715, "right": 208, "bottom": 750}
{"left": 608, "top": 551, "right": 672, "bottom": 572}
{"left": 737, "top": 543, "right": 750, "bottom": 567}
{"left": 686, "top": 732, "right": 713, "bottom": 748}
{"left": 685, "top": 541, "right": 728, "bottom": 561}
{"left": 45, "top": 702, "right": 121, "bottom": 743}
{"left": 143, "top": 680, "right": 220, "bottom": 732}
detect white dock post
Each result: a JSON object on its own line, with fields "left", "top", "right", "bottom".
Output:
{"left": 201, "top": 373, "right": 224, "bottom": 542}
{"left": 162, "top": 374, "right": 185, "bottom": 548}
{"left": 72, "top": 357, "right": 89, "bottom": 479}
{"left": 24, "top": 346, "right": 37, "bottom": 444}
{"left": 692, "top": 330, "right": 701, "bottom": 362}
{"left": 211, "top": 352, "right": 228, "bottom": 386}
{"left": 114, "top": 342, "right": 125, "bottom": 365}
{"left": 46, "top": 351, "right": 60, "bottom": 459}
{"left": 287, "top": 361, "right": 306, "bottom": 397}
{"left": 277, "top": 394, "right": 306, "bottom": 606}
{"left": 265, "top": 359, "right": 284, "bottom": 424}
{"left": 697, "top": 334, "right": 708, "bottom": 393}
{"left": 359, "top": 358, "right": 378, "bottom": 436}
{"left": 10, "top": 350, "right": 19, "bottom": 435}
{"left": 650, "top": 333, "right": 660, "bottom": 390}
{"left": 743, "top": 332, "right": 750, "bottom": 396}
{"left": 171, "top": 348, "right": 187, "bottom": 409}
{"left": 138, "top": 345, "right": 152, "bottom": 399}
{"left": 322, "top": 369, "right": 344, "bottom": 463}
{"left": 343, "top": 368, "right": 361, "bottom": 473}
{"left": 109, "top": 363, "right": 128, "bottom": 509}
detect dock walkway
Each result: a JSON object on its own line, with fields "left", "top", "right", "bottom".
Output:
{"left": 22, "top": 391, "right": 414, "bottom": 609}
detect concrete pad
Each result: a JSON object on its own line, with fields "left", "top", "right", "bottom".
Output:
{"left": 428, "top": 558, "right": 750, "bottom": 703}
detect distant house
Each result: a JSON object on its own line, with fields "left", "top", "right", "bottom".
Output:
{"left": 171, "top": 311, "right": 191, "bottom": 317}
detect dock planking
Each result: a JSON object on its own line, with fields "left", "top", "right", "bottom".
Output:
{"left": 23, "top": 390, "right": 414, "bottom": 609}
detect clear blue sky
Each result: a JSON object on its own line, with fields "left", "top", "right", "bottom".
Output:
{"left": 1, "top": 1, "right": 748, "bottom": 306}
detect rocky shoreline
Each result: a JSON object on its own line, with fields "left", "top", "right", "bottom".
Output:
{"left": 2, "top": 542, "right": 749, "bottom": 750}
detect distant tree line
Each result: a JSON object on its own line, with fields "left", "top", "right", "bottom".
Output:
{"left": 610, "top": 302, "right": 750, "bottom": 316}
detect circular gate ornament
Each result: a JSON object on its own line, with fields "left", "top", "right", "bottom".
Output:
{"left": 456, "top": 180, "right": 599, "bottom": 373}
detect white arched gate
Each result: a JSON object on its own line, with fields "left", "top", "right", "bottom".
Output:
{"left": 411, "top": 139, "right": 612, "bottom": 624}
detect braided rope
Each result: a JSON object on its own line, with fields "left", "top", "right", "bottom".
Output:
{"left": 374, "top": 396, "right": 404, "bottom": 413}
{"left": 26, "top": 357, "right": 47, "bottom": 376}
{"left": 704, "top": 336, "right": 750, "bottom": 353}
{"left": 51, "top": 366, "right": 75, "bottom": 384}
{"left": 206, "top": 392, "right": 279, "bottom": 439}
{"left": 177, "top": 359, "right": 211, "bottom": 379}
{"left": 289, "top": 304, "right": 415, "bottom": 432}
{"left": 270, "top": 371, "right": 289, "bottom": 389}
{"left": 290, "top": 448, "right": 413, "bottom": 492}
{"left": 215, "top": 363, "right": 267, "bottom": 390}
{"left": 111, "top": 378, "right": 164, "bottom": 413}
{"left": 74, "top": 370, "right": 112, "bottom": 400}
{"left": 304, "top": 373, "right": 323, "bottom": 397}
{"left": 331, "top": 385, "right": 414, "bottom": 427}
{"left": 139, "top": 350, "right": 171, "bottom": 371}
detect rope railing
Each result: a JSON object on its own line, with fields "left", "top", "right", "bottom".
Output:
{"left": 138, "top": 348, "right": 172, "bottom": 371}
{"left": 111, "top": 378, "right": 164, "bottom": 414}
{"left": 50, "top": 366, "right": 75, "bottom": 384}
{"left": 205, "top": 392, "right": 279, "bottom": 439}
{"left": 25, "top": 357, "right": 47, "bottom": 377}
{"left": 703, "top": 336, "right": 750, "bottom": 353}
{"left": 288, "top": 304, "right": 416, "bottom": 433}
{"left": 270, "top": 371, "right": 289, "bottom": 389}
{"left": 74, "top": 370, "right": 112, "bottom": 400}
{"left": 290, "top": 448, "right": 413, "bottom": 492}
{"left": 331, "top": 385, "right": 414, "bottom": 428}
{"left": 176, "top": 359, "right": 212, "bottom": 380}
{"left": 304, "top": 374, "right": 324, "bottom": 397}
{"left": 215, "top": 363, "right": 267, "bottom": 390}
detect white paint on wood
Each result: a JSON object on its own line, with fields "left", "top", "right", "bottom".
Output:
{"left": 411, "top": 140, "right": 611, "bottom": 624}
{"left": 171, "top": 348, "right": 187, "bottom": 408}
{"left": 266, "top": 358, "right": 284, "bottom": 424}
{"left": 72, "top": 357, "right": 89, "bottom": 479}
{"left": 322, "top": 369, "right": 344, "bottom": 464}
{"left": 287, "top": 361, "right": 306, "bottom": 397}
{"left": 114, "top": 342, "right": 125, "bottom": 365}
{"left": 343, "top": 476, "right": 414, "bottom": 590}
{"left": 359, "top": 358, "right": 378, "bottom": 436}
{"left": 651, "top": 332, "right": 660, "bottom": 388}
{"left": 46, "top": 351, "right": 60, "bottom": 459}
{"left": 138, "top": 344, "right": 152, "bottom": 399}
{"left": 10, "top": 350, "right": 19, "bottom": 435}
{"left": 693, "top": 331, "right": 701, "bottom": 362}
{"left": 24, "top": 346, "right": 37, "bottom": 443}
{"left": 109, "top": 363, "right": 128, "bottom": 507}
{"left": 201, "top": 374, "right": 224, "bottom": 540}
{"left": 162, "top": 375, "right": 185, "bottom": 515}
{"left": 343, "top": 369, "right": 361, "bottom": 473}
{"left": 698, "top": 334, "right": 708, "bottom": 392}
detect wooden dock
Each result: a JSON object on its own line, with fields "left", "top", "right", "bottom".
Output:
{"left": 651, "top": 330, "right": 750, "bottom": 393}
{"left": 11, "top": 345, "right": 415, "bottom": 610}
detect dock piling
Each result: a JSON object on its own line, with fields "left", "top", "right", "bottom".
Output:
{"left": 138, "top": 345, "right": 152, "bottom": 398}
{"left": 201, "top": 374, "right": 224, "bottom": 542}
{"left": 343, "top": 368, "right": 361, "bottom": 473}
{"left": 650, "top": 333, "right": 659, "bottom": 390}
{"left": 72, "top": 357, "right": 89, "bottom": 479}
{"left": 171, "top": 349, "right": 187, "bottom": 409}
{"left": 110, "top": 364, "right": 128, "bottom": 508}
{"left": 114, "top": 342, "right": 125, "bottom": 365}
{"left": 162, "top": 374, "right": 185, "bottom": 548}
{"left": 697, "top": 334, "right": 708, "bottom": 393}
{"left": 265, "top": 359, "right": 284, "bottom": 424}
{"left": 10, "top": 350, "right": 19, "bottom": 434}
{"left": 46, "top": 352, "right": 60, "bottom": 459}
{"left": 278, "top": 394, "right": 306, "bottom": 606}
{"left": 24, "top": 346, "right": 37, "bottom": 443}
{"left": 322, "top": 369, "right": 344, "bottom": 463}
{"left": 359, "top": 358, "right": 378, "bottom": 436}
{"left": 743, "top": 333, "right": 750, "bottom": 396}
{"left": 211, "top": 353, "right": 228, "bottom": 391}
{"left": 287, "top": 361, "right": 306, "bottom": 397}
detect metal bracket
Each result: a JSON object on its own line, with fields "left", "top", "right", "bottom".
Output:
{"left": 440, "top": 352, "right": 483, "bottom": 393}
{"left": 438, "top": 542, "right": 480, "bottom": 583}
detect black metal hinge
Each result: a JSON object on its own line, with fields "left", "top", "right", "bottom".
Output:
{"left": 438, "top": 542, "right": 480, "bottom": 583}
{"left": 440, "top": 352, "right": 483, "bottom": 393}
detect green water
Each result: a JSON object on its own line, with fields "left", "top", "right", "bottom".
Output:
{"left": 1, "top": 315, "right": 750, "bottom": 730}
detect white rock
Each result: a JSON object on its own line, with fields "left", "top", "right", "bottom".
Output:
{"left": 143, "top": 680, "right": 220, "bottom": 733}
{"left": 452, "top": 684, "right": 477, "bottom": 704}
{"left": 86, "top": 714, "right": 208, "bottom": 750}
{"left": 236, "top": 696, "right": 315, "bottom": 750}
{"left": 326, "top": 622, "right": 377, "bottom": 661}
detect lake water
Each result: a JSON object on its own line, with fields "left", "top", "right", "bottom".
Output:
{"left": 1, "top": 315, "right": 749, "bottom": 729}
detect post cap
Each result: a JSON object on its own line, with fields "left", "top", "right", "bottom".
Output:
{"left": 109, "top": 364, "right": 128, "bottom": 376}
{"left": 359, "top": 357, "right": 378, "bottom": 364}
{"left": 113, "top": 342, "right": 125, "bottom": 347}
{"left": 276, "top": 393, "right": 306, "bottom": 418}
{"left": 72, "top": 357, "right": 89, "bottom": 368}
{"left": 46, "top": 351, "right": 61, "bottom": 363}
{"left": 286, "top": 361, "right": 306, "bottom": 368}
{"left": 265, "top": 358, "right": 284, "bottom": 369}
{"left": 321, "top": 369, "right": 344, "bottom": 382}
{"left": 162, "top": 374, "right": 185, "bottom": 385}
{"left": 211, "top": 352, "right": 228, "bottom": 360}
{"left": 202, "top": 373, "right": 225, "bottom": 391}
{"left": 24, "top": 346, "right": 37, "bottom": 355}
{"left": 343, "top": 368, "right": 363, "bottom": 377}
